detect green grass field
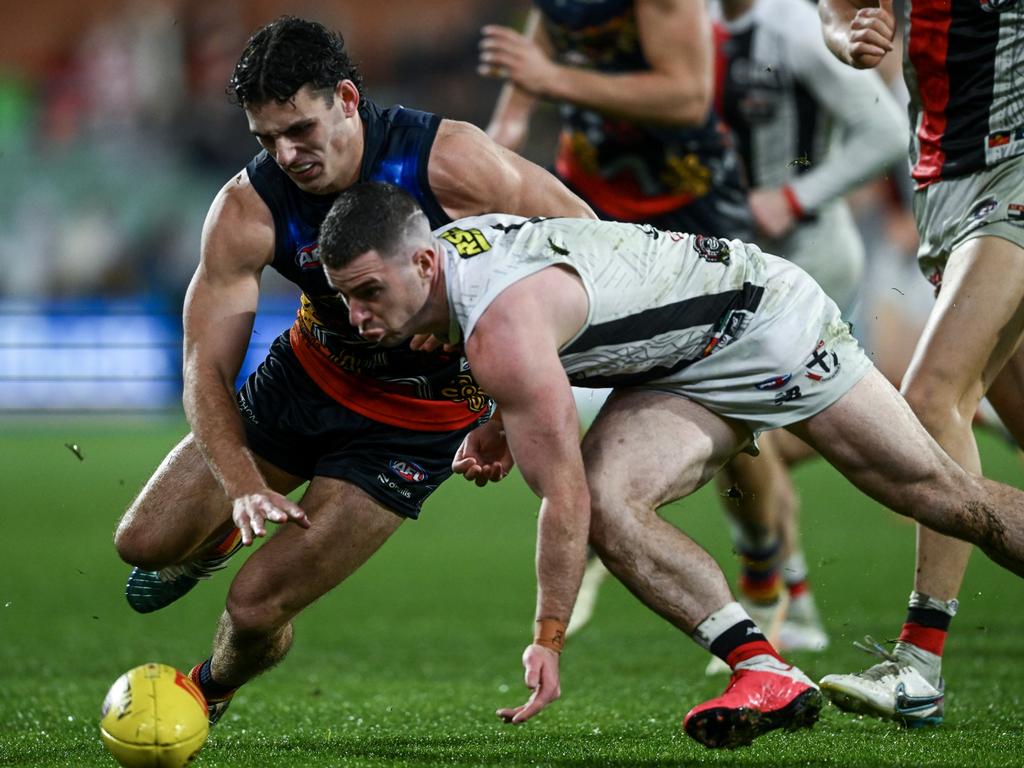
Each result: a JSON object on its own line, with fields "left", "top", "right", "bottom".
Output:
{"left": 1, "top": 419, "right": 1022, "bottom": 768}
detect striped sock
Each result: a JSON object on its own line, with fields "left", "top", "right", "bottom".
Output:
{"left": 190, "top": 658, "right": 237, "bottom": 701}
{"left": 738, "top": 539, "right": 783, "bottom": 604}
{"left": 693, "top": 602, "right": 785, "bottom": 668}
{"left": 897, "top": 591, "right": 957, "bottom": 656}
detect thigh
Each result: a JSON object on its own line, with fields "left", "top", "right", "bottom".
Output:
{"left": 227, "top": 477, "right": 404, "bottom": 622}
{"left": 904, "top": 235, "right": 1024, "bottom": 403}
{"left": 582, "top": 388, "right": 751, "bottom": 511}
{"left": 787, "top": 368, "right": 962, "bottom": 517}
{"left": 118, "top": 432, "right": 304, "bottom": 560}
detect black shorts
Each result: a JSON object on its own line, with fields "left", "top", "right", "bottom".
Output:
{"left": 237, "top": 333, "right": 482, "bottom": 519}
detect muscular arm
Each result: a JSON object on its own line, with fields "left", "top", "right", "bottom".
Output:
{"left": 465, "top": 270, "right": 591, "bottom": 723}
{"left": 184, "top": 174, "right": 309, "bottom": 543}
{"left": 819, "top": 0, "right": 896, "bottom": 69}
{"left": 183, "top": 175, "right": 274, "bottom": 499}
{"left": 429, "top": 120, "right": 596, "bottom": 220}
{"left": 480, "top": 0, "right": 712, "bottom": 125}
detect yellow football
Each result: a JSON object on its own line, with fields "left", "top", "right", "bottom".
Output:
{"left": 99, "top": 663, "right": 209, "bottom": 768}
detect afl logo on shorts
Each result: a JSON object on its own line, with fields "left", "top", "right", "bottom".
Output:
{"left": 694, "top": 235, "right": 731, "bottom": 265}
{"left": 296, "top": 243, "right": 321, "bottom": 271}
{"left": 389, "top": 459, "right": 428, "bottom": 483}
{"left": 979, "top": 0, "right": 1016, "bottom": 12}
{"left": 754, "top": 373, "right": 792, "bottom": 391}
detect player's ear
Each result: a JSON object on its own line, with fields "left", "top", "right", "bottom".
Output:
{"left": 413, "top": 248, "right": 436, "bottom": 278}
{"left": 336, "top": 79, "right": 359, "bottom": 115}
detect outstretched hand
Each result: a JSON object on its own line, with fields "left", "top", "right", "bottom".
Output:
{"left": 846, "top": 0, "right": 896, "bottom": 69}
{"left": 452, "top": 418, "right": 514, "bottom": 486}
{"left": 496, "top": 644, "right": 561, "bottom": 724}
{"left": 232, "top": 490, "right": 311, "bottom": 546}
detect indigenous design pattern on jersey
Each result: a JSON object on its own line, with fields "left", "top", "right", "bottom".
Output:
{"left": 245, "top": 98, "right": 485, "bottom": 430}
{"left": 904, "top": 0, "right": 1024, "bottom": 186}
{"left": 535, "top": 0, "right": 743, "bottom": 221}
{"left": 438, "top": 214, "right": 874, "bottom": 433}
{"left": 441, "top": 215, "right": 766, "bottom": 388}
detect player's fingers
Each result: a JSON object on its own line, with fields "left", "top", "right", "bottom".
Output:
{"left": 511, "top": 692, "right": 546, "bottom": 724}
{"left": 451, "top": 457, "right": 475, "bottom": 475}
{"left": 234, "top": 505, "right": 256, "bottom": 546}
{"left": 496, "top": 706, "right": 524, "bottom": 723}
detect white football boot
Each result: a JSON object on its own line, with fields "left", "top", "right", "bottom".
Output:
{"left": 819, "top": 637, "right": 944, "bottom": 727}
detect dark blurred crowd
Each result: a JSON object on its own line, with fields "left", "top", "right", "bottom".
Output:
{"left": 0, "top": 0, "right": 518, "bottom": 302}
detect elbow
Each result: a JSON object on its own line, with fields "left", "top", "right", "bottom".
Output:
{"left": 666, "top": 83, "right": 712, "bottom": 127}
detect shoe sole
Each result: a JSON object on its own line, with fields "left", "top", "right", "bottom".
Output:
{"left": 820, "top": 683, "right": 943, "bottom": 728}
{"left": 125, "top": 568, "right": 199, "bottom": 614}
{"left": 684, "top": 687, "right": 823, "bottom": 749}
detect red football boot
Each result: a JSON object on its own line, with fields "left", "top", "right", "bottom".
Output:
{"left": 684, "top": 654, "right": 822, "bottom": 748}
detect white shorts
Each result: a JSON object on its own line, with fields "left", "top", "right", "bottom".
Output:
{"left": 637, "top": 253, "right": 873, "bottom": 435}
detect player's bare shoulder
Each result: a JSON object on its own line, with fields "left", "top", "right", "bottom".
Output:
{"left": 428, "top": 119, "right": 516, "bottom": 218}
{"left": 428, "top": 118, "right": 595, "bottom": 220}
{"left": 201, "top": 168, "right": 276, "bottom": 274}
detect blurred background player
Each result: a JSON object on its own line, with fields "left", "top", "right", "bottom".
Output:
{"left": 113, "top": 16, "right": 594, "bottom": 724}
{"left": 706, "top": 0, "right": 906, "bottom": 661}
{"left": 479, "top": 0, "right": 754, "bottom": 633}
{"left": 817, "top": 0, "right": 1024, "bottom": 726}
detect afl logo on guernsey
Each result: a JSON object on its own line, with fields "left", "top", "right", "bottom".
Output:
{"left": 389, "top": 459, "right": 428, "bottom": 483}
{"left": 296, "top": 242, "right": 321, "bottom": 271}
{"left": 979, "top": 0, "right": 1017, "bottom": 12}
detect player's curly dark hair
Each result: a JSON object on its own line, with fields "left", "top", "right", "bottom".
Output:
{"left": 227, "top": 16, "right": 364, "bottom": 107}
{"left": 318, "top": 183, "right": 429, "bottom": 269}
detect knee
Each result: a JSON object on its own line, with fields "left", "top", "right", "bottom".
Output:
{"left": 114, "top": 499, "right": 175, "bottom": 569}
{"left": 902, "top": 372, "right": 979, "bottom": 435}
{"left": 225, "top": 576, "right": 291, "bottom": 638}
{"left": 588, "top": 481, "right": 651, "bottom": 563}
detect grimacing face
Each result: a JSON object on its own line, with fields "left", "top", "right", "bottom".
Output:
{"left": 246, "top": 82, "right": 362, "bottom": 194}
{"left": 324, "top": 248, "right": 432, "bottom": 346}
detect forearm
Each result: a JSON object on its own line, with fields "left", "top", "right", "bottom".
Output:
{"left": 487, "top": 83, "right": 537, "bottom": 152}
{"left": 183, "top": 365, "right": 265, "bottom": 499}
{"left": 543, "top": 66, "right": 709, "bottom": 126}
{"left": 534, "top": 495, "right": 590, "bottom": 623}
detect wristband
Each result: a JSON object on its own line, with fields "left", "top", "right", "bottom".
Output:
{"left": 781, "top": 185, "right": 806, "bottom": 219}
{"left": 534, "top": 618, "right": 567, "bottom": 654}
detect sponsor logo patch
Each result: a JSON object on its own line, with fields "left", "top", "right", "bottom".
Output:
{"left": 439, "top": 227, "right": 492, "bottom": 257}
{"left": 773, "top": 385, "right": 803, "bottom": 405}
{"left": 389, "top": 459, "right": 428, "bottom": 483}
{"left": 1008, "top": 203, "right": 1024, "bottom": 223}
{"left": 378, "top": 472, "right": 413, "bottom": 499}
{"left": 296, "top": 242, "right": 321, "bottom": 270}
{"left": 968, "top": 196, "right": 999, "bottom": 222}
{"left": 694, "top": 234, "right": 731, "bottom": 264}
{"left": 755, "top": 373, "right": 793, "bottom": 391}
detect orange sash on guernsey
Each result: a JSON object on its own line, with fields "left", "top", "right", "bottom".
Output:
{"left": 288, "top": 323, "right": 482, "bottom": 432}
{"left": 555, "top": 133, "right": 696, "bottom": 221}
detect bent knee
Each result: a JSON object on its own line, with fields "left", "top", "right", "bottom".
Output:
{"left": 114, "top": 508, "right": 175, "bottom": 569}
{"left": 902, "top": 373, "right": 982, "bottom": 433}
{"left": 589, "top": 488, "right": 656, "bottom": 559}
{"left": 225, "top": 578, "right": 293, "bottom": 637}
